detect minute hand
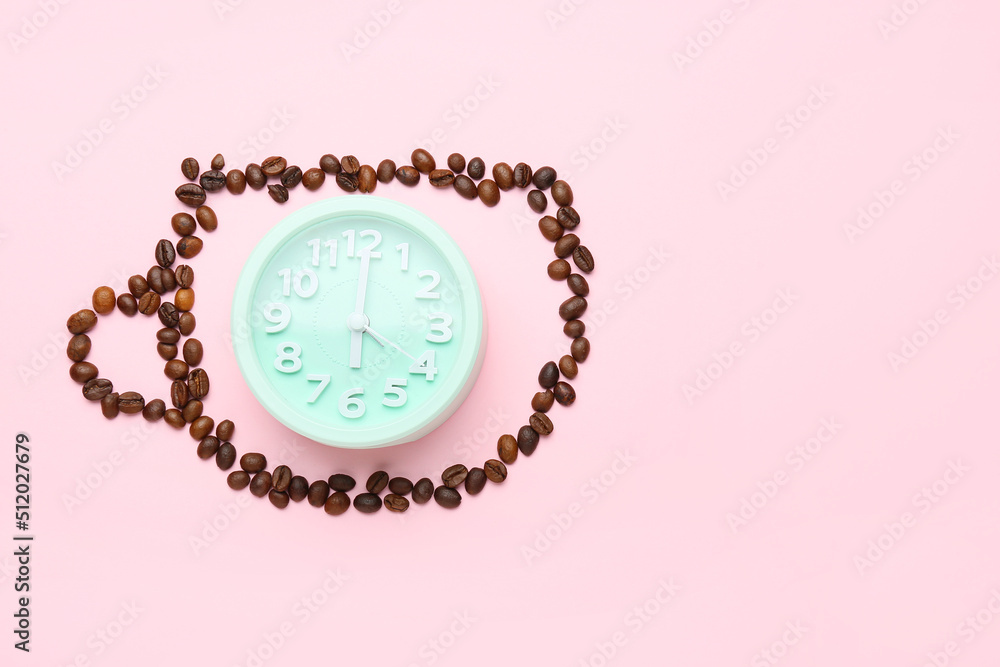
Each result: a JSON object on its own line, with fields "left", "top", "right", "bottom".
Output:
{"left": 348, "top": 250, "right": 372, "bottom": 369}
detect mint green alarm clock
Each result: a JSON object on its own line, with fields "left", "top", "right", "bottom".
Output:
{"left": 231, "top": 196, "right": 486, "bottom": 449}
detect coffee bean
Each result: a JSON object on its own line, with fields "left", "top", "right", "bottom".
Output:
{"left": 156, "top": 328, "right": 180, "bottom": 344}
{"left": 429, "top": 169, "right": 455, "bottom": 188}
{"left": 531, "top": 390, "right": 554, "bottom": 413}
{"left": 366, "top": 470, "right": 389, "bottom": 494}
{"left": 532, "top": 166, "right": 557, "bottom": 189}
{"left": 551, "top": 180, "right": 573, "bottom": 206}
{"left": 175, "top": 288, "right": 195, "bottom": 312}
{"left": 190, "top": 416, "right": 214, "bottom": 440}
{"left": 558, "top": 355, "right": 579, "bottom": 379}
{"left": 182, "top": 400, "right": 203, "bottom": 423}
{"left": 465, "top": 467, "right": 487, "bottom": 495}
{"left": 358, "top": 165, "right": 377, "bottom": 193}
{"left": 175, "top": 183, "right": 206, "bottom": 207}
{"left": 227, "top": 471, "right": 250, "bottom": 490}
{"left": 199, "top": 170, "right": 226, "bottom": 192}
{"left": 143, "top": 399, "right": 165, "bottom": 422}
{"left": 308, "top": 480, "right": 330, "bottom": 507}
{"left": 226, "top": 169, "right": 246, "bottom": 194}
{"left": 116, "top": 294, "right": 138, "bottom": 316}
{"left": 101, "top": 393, "right": 119, "bottom": 419}
{"left": 376, "top": 159, "right": 396, "bottom": 183}
{"left": 174, "top": 265, "right": 194, "bottom": 289}
{"left": 178, "top": 312, "right": 196, "bottom": 336}
{"left": 564, "top": 319, "right": 586, "bottom": 338}
{"left": 188, "top": 368, "right": 210, "bottom": 399}
{"left": 301, "top": 168, "right": 325, "bottom": 190}
{"left": 538, "top": 216, "right": 564, "bottom": 241}
{"left": 567, "top": 274, "right": 589, "bottom": 297}
{"left": 164, "top": 359, "right": 188, "bottom": 380}
{"left": 269, "top": 490, "right": 290, "bottom": 509}
{"left": 250, "top": 471, "right": 272, "bottom": 497}
{"left": 240, "top": 453, "right": 267, "bottom": 473}
{"left": 554, "top": 234, "right": 580, "bottom": 258}
{"left": 280, "top": 166, "right": 302, "bottom": 188}
{"left": 557, "top": 206, "right": 580, "bottom": 230}
{"left": 70, "top": 361, "right": 98, "bottom": 384}
{"left": 388, "top": 477, "right": 413, "bottom": 495}
{"left": 572, "top": 246, "right": 594, "bottom": 273}
{"left": 146, "top": 267, "right": 165, "bottom": 294}
{"left": 125, "top": 273, "right": 149, "bottom": 296}
{"left": 527, "top": 189, "right": 547, "bottom": 213}
{"left": 384, "top": 494, "right": 409, "bottom": 512}
{"left": 246, "top": 163, "right": 266, "bottom": 189}
{"left": 158, "top": 302, "right": 180, "bottom": 327}
{"left": 497, "top": 434, "right": 518, "bottom": 464}
{"left": 268, "top": 184, "right": 289, "bottom": 203}
{"left": 67, "top": 334, "right": 91, "bottom": 362}
{"left": 211, "top": 154, "right": 225, "bottom": 170}
{"left": 559, "top": 296, "right": 587, "bottom": 321}
{"left": 170, "top": 379, "right": 189, "bottom": 409}
{"left": 83, "top": 378, "right": 113, "bottom": 401}
{"left": 395, "top": 165, "right": 421, "bottom": 185}
{"left": 513, "top": 162, "right": 532, "bottom": 188}
{"left": 319, "top": 154, "right": 341, "bottom": 174}
{"left": 442, "top": 464, "right": 468, "bottom": 488}
{"left": 197, "top": 436, "right": 220, "bottom": 459}
{"left": 467, "top": 157, "right": 485, "bottom": 180}
{"left": 354, "top": 493, "right": 382, "bottom": 513}
{"left": 289, "top": 476, "right": 309, "bottom": 502}
{"left": 492, "top": 162, "right": 514, "bottom": 190}
{"left": 335, "top": 172, "right": 359, "bottom": 192}
{"left": 539, "top": 361, "right": 560, "bottom": 388}
{"left": 67, "top": 309, "right": 97, "bottom": 334}
{"left": 181, "top": 157, "right": 199, "bottom": 180}
{"left": 182, "top": 338, "right": 203, "bottom": 366}
{"left": 547, "top": 259, "right": 570, "bottom": 280}
{"left": 553, "top": 381, "right": 576, "bottom": 406}
{"left": 324, "top": 492, "right": 350, "bottom": 514}
{"left": 176, "top": 236, "right": 203, "bottom": 259}
{"left": 217, "top": 419, "right": 234, "bottom": 441}
{"left": 517, "top": 425, "right": 539, "bottom": 456}
{"left": 328, "top": 473, "right": 356, "bottom": 492}
{"left": 261, "top": 156, "right": 287, "bottom": 175}
{"left": 138, "top": 292, "right": 161, "bottom": 316}
{"left": 411, "top": 148, "right": 435, "bottom": 174}
{"left": 92, "top": 286, "right": 115, "bottom": 314}
{"left": 118, "top": 391, "right": 144, "bottom": 414}
{"left": 171, "top": 212, "right": 196, "bottom": 236}
{"left": 447, "top": 153, "right": 466, "bottom": 173}
{"left": 412, "top": 478, "right": 434, "bottom": 504}
{"left": 341, "top": 155, "right": 361, "bottom": 175}
{"left": 485, "top": 459, "right": 507, "bottom": 483}
{"left": 571, "top": 337, "right": 590, "bottom": 362}
{"left": 478, "top": 179, "right": 500, "bottom": 207}
{"left": 434, "top": 486, "right": 462, "bottom": 509}
{"left": 164, "top": 409, "right": 185, "bottom": 429}
{"left": 271, "top": 465, "right": 292, "bottom": 492}
{"left": 195, "top": 206, "right": 217, "bottom": 232}
{"left": 216, "top": 442, "right": 236, "bottom": 470}
{"left": 530, "top": 411, "right": 554, "bottom": 435}
{"left": 453, "top": 175, "right": 478, "bottom": 199}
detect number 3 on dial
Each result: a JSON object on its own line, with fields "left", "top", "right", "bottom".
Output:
{"left": 427, "top": 313, "right": 453, "bottom": 343}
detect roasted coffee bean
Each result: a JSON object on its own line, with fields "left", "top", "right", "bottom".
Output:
{"left": 328, "top": 473, "right": 356, "bottom": 492}
{"left": 358, "top": 165, "right": 377, "bottom": 193}
{"left": 67, "top": 334, "right": 91, "bottom": 362}
{"left": 164, "top": 359, "right": 188, "bottom": 380}
{"left": 175, "top": 288, "right": 195, "bottom": 312}
{"left": 138, "top": 292, "right": 161, "bottom": 316}
{"left": 197, "top": 436, "right": 220, "bottom": 459}
{"left": 272, "top": 465, "right": 292, "bottom": 492}
{"left": 377, "top": 478, "right": 408, "bottom": 498}
{"left": 171, "top": 212, "right": 196, "bottom": 236}
{"left": 217, "top": 419, "right": 234, "bottom": 441}
{"left": 527, "top": 189, "right": 547, "bottom": 213}
{"left": 554, "top": 234, "right": 580, "bottom": 258}
{"left": 250, "top": 471, "right": 272, "bottom": 497}
{"left": 289, "top": 476, "right": 309, "bottom": 502}
{"left": 83, "top": 378, "right": 113, "bottom": 401}
{"left": 188, "top": 368, "right": 210, "bottom": 399}
{"left": 161, "top": 267, "right": 177, "bottom": 292}
{"left": 195, "top": 206, "right": 217, "bottom": 232}
{"left": 538, "top": 216, "right": 564, "bottom": 241}
{"left": 199, "top": 170, "right": 226, "bottom": 192}
{"left": 467, "top": 157, "right": 485, "bottom": 180}
{"left": 429, "top": 169, "right": 455, "bottom": 187}
{"left": 442, "top": 464, "right": 469, "bottom": 488}
{"left": 492, "top": 162, "right": 514, "bottom": 190}
{"left": 216, "top": 441, "right": 236, "bottom": 470}
{"left": 354, "top": 493, "right": 382, "bottom": 513}
{"left": 157, "top": 328, "right": 180, "bottom": 344}
{"left": 434, "top": 486, "right": 462, "bottom": 509}
{"left": 226, "top": 169, "right": 246, "bottom": 194}
{"left": 128, "top": 274, "right": 148, "bottom": 298}
{"left": 268, "top": 184, "right": 289, "bottom": 203}
{"left": 181, "top": 157, "right": 199, "bottom": 180}
{"left": 572, "top": 246, "right": 594, "bottom": 273}
{"left": 280, "top": 165, "right": 302, "bottom": 188}
{"left": 101, "top": 393, "right": 119, "bottom": 419}
{"left": 530, "top": 411, "right": 554, "bottom": 435}
{"left": 182, "top": 338, "right": 203, "bottom": 366}
{"left": 532, "top": 390, "right": 555, "bottom": 413}
{"left": 539, "top": 361, "right": 560, "bottom": 388}
{"left": 551, "top": 180, "right": 573, "bottom": 206}
{"left": 301, "top": 168, "right": 325, "bottom": 190}
{"left": 261, "top": 156, "right": 287, "bottom": 175}
{"left": 376, "top": 159, "right": 396, "bottom": 183}
{"left": 143, "top": 399, "right": 165, "bottom": 422}
{"left": 564, "top": 319, "right": 586, "bottom": 337}
{"left": 67, "top": 309, "right": 97, "bottom": 334}
{"left": 227, "top": 471, "right": 250, "bottom": 490}
{"left": 517, "top": 425, "right": 539, "bottom": 456}
{"left": 116, "top": 293, "right": 138, "bottom": 316}
{"left": 324, "top": 492, "right": 350, "bottom": 515}
{"left": 412, "top": 478, "right": 434, "bottom": 504}
{"left": 513, "top": 162, "right": 532, "bottom": 188}
{"left": 335, "top": 172, "right": 359, "bottom": 192}
{"left": 182, "top": 399, "right": 203, "bottom": 423}
{"left": 453, "top": 175, "right": 478, "bottom": 199}
{"left": 319, "top": 154, "right": 341, "bottom": 174}
{"left": 571, "top": 337, "right": 590, "bottom": 362}
{"left": 557, "top": 206, "right": 580, "bottom": 230}
{"left": 547, "top": 259, "right": 571, "bottom": 280}
{"left": 532, "top": 166, "right": 557, "bottom": 189}
{"left": 558, "top": 355, "right": 579, "bottom": 379}
{"left": 169, "top": 379, "right": 189, "bottom": 409}
{"left": 447, "top": 153, "right": 466, "bottom": 173}
{"left": 164, "top": 409, "right": 185, "bottom": 429}
{"left": 485, "top": 459, "right": 508, "bottom": 483}
{"left": 158, "top": 302, "right": 180, "bottom": 327}
{"left": 395, "top": 165, "right": 420, "bottom": 186}
{"left": 211, "top": 153, "right": 225, "bottom": 170}
{"left": 240, "top": 452, "right": 267, "bottom": 474}
{"left": 146, "top": 266, "right": 165, "bottom": 294}
{"left": 497, "top": 434, "right": 518, "bottom": 464}
{"left": 268, "top": 490, "right": 290, "bottom": 509}
{"left": 559, "top": 296, "right": 588, "bottom": 321}
{"left": 410, "top": 148, "right": 435, "bottom": 173}
{"left": 553, "top": 381, "right": 576, "bottom": 406}
{"left": 190, "top": 416, "right": 214, "bottom": 440}
{"left": 308, "top": 480, "right": 330, "bottom": 507}
{"left": 178, "top": 312, "right": 196, "bottom": 336}
{"left": 567, "top": 274, "right": 589, "bottom": 297}
{"left": 92, "top": 286, "right": 115, "bottom": 314}
{"left": 175, "top": 183, "right": 206, "bottom": 207}
{"left": 366, "top": 470, "right": 389, "bottom": 494}
{"left": 70, "top": 361, "right": 98, "bottom": 384}
{"left": 340, "top": 155, "right": 360, "bottom": 175}
{"left": 465, "top": 467, "right": 487, "bottom": 495}
{"left": 176, "top": 235, "right": 203, "bottom": 259}
{"left": 246, "top": 163, "right": 266, "bottom": 189}
{"left": 478, "top": 179, "right": 500, "bottom": 207}
{"left": 384, "top": 494, "right": 409, "bottom": 512}
{"left": 175, "top": 265, "right": 194, "bottom": 289}
{"left": 118, "top": 391, "right": 144, "bottom": 414}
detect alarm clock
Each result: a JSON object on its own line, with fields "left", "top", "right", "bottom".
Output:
{"left": 231, "top": 196, "right": 486, "bottom": 449}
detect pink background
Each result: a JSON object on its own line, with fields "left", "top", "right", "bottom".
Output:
{"left": 3, "top": 0, "right": 1000, "bottom": 664}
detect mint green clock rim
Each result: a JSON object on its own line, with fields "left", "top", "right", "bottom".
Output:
{"left": 231, "top": 196, "right": 486, "bottom": 449}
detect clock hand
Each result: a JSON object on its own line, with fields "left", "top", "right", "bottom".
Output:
{"left": 362, "top": 325, "right": 417, "bottom": 362}
{"left": 348, "top": 250, "right": 373, "bottom": 369}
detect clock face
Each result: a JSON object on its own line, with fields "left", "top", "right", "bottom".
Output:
{"left": 232, "top": 197, "right": 486, "bottom": 449}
